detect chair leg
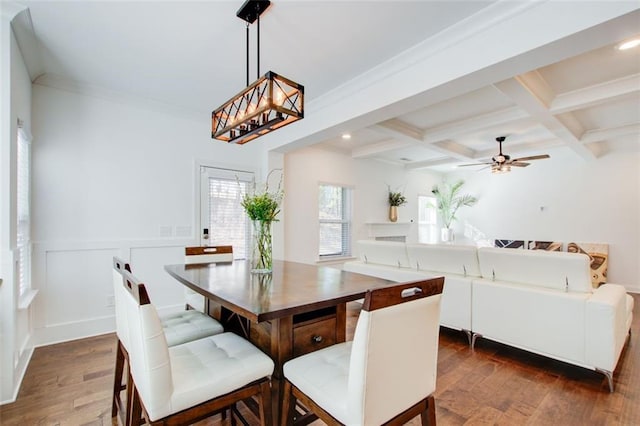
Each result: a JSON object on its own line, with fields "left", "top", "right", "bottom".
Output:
{"left": 125, "top": 368, "right": 134, "bottom": 425}
{"left": 112, "top": 339, "right": 125, "bottom": 418}
{"left": 129, "top": 385, "right": 143, "bottom": 426}
{"left": 258, "top": 379, "right": 273, "bottom": 426}
{"left": 420, "top": 395, "right": 436, "bottom": 426}
{"left": 280, "top": 379, "right": 295, "bottom": 426}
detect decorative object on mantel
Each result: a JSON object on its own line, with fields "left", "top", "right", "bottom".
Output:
{"left": 211, "top": 0, "right": 304, "bottom": 145}
{"left": 241, "top": 169, "right": 283, "bottom": 273}
{"left": 387, "top": 186, "right": 407, "bottom": 223}
{"left": 431, "top": 180, "right": 477, "bottom": 242}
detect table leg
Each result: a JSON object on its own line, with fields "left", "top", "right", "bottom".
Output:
{"left": 336, "top": 302, "right": 346, "bottom": 343}
{"left": 270, "top": 316, "right": 293, "bottom": 425}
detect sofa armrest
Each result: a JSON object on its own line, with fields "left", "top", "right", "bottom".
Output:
{"left": 585, "top": 284, "right": 630, "bottom": 372}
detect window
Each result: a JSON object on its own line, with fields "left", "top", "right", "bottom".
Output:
{"left": 17, "top": 127, "right": 31, "bottom": 298}
{"left": 418, "top": 195, "right": 438, "bottom": 244}
{"left": 200, "top": 167, "right": 253, "bottom": 260}
{"left": 318, "top": 184, "right": 352, "bottom": 258}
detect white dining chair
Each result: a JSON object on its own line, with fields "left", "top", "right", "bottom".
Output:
{"left": 281, "top": 277, "right": 444, "bottom": 426}
{"left": 121, "top": 270, "right": 274, "bottom": 425}
{"left": 111, "top": 257, "right": 225, "bottom": 425}
{"left": 183, "top": 245, "right": 233, "bottom": 312}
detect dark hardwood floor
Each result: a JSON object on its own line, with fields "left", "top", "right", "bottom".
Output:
{"left": 1, "top": 294, "right": 638, "bottom": 425}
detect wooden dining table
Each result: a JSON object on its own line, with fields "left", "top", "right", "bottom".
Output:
{"left": 164, "top": 259, "right": 394, "bottom": 423}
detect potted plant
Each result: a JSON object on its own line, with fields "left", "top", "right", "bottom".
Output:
{"left": 388, "top": 186, "right": 407, "bottom": 222}
{"left": 431, "top": 180, "right": 477, "bottom": 242}
{"left": 241, "top": 169, "right": 283, "bottom": 273}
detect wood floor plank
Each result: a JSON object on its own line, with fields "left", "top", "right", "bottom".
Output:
{"left": 1, "top": 297, "right": 638, "bottom": 425}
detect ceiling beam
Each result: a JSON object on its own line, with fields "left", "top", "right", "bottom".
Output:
{"left": 351, "top": 139, "right": 414, "bottom": 159}
{"left": 422, "top": 107, "right": 530, "bottom": 143}
{"left": 404, "top": 157, "right": 454, "bottom": 170}
{"left": 371, "top": 119, "right": 475, "bottom": 161}
{"left": 494, "top": 72, "right": 597, "bottom": 160}
{"left": 581, "top": 123, "right": 640, "bottom": 144}
{"left": 550, "top": 73, "right": 640, "bottom": 114}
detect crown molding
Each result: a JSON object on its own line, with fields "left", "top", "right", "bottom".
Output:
{"left": 0, "top": 2, "right": 26, "bottom": 21}
{"left": 34, "top": 73, "right": 205, "bottom": 123}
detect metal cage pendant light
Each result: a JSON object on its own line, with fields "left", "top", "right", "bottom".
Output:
{"left": 212, "top": 0, "right": 304, "bottom": 145}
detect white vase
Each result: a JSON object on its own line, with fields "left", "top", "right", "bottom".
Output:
{"left": 441, "top": 227, "right": 454, "bottom": 242}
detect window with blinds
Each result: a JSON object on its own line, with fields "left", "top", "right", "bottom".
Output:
{"left": 418, "top": 195, "right": 438, "bottom": 244}
{"left": 318, "top": 184, "right": 352, "bottom": 258}
{"left": 201, "top": 167, "right": 253, "bottom": 260}
{"left": 17, "top": 128, "right": 31, "bottom": 297}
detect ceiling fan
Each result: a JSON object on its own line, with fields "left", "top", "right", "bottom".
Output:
{"left": 459, "top": 136, "right": 550, "bottom": 173}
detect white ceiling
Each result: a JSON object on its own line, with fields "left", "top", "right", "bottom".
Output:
{"left": 10, "top": 1, "right": 640, "bottom": 171}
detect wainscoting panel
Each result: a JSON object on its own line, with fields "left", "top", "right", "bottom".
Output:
{"left": 43, "top": 247, "right": 120, "bottom": 330}
{"left": 32, "top": 239, "right": 194, "bottom": 346}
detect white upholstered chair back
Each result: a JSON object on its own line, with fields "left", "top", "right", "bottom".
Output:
{"left": 184, "top": 246, "right": 233, "bottom": 312}
{"left": 347, "top": 279, "right": 443, "bottom": 425}
{"left": 112, "top": 257, "right": 131, "bottom": 350}
{"left": 121, "top": 270, "right": 173, "bottom": 419}
{"left": 184, "top": 246, "right": 233, "bottom": 264}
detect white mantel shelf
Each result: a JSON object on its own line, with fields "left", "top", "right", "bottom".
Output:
{"left": 366, "top": 222, "right": 413, "bottom": 239}
{"left": 365, "top": 222, "right": 412, "bottom": 225}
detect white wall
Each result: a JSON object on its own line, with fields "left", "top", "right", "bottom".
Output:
{"left": 30, "top": 84, "right": 263, "bottom": 346}
{"left": 448, "top": 146, "right": 640, "bottom": 292}
{"left": 283, "top": 146, "right": 441, "bottom": 265}
{"left": 0, "top": 11, "right": 34, "bottom": 403}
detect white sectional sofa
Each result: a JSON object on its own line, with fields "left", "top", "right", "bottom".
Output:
{"left": 343, "top": 240, "right": 634, "bottom": 391}
{"left": 343, "top": 240, "right": 477, "bottom": 338}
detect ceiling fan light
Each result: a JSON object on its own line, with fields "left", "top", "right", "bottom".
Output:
{"left": 491, "top": 164, "right": 511, "bottom": 174}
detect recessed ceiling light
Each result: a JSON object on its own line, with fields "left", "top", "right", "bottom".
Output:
{"left": 617, "top": 38, "right": 640, "bottom": 50}
{"left": 341, "top": 133, "right": 351, "bottom": 140}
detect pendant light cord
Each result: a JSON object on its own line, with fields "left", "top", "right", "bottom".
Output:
{"left": 257, "top": 14, "right": 260, "bottom": 79}
{"left": 245, "top": 22, "right": 250, "bottom": 87}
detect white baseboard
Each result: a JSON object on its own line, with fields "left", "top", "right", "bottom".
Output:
{"left": 0, "top": 341, "right": 35, "bottom": 406}
{"left": 34, "top": 316, "right": 116, "bottom": 348}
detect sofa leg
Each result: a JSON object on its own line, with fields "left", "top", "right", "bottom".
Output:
{"left": 462, "top": 329, "right": 472, "bottom": 346}
{"left": 471, "top": 333, "right": 482, "bottom": 350}
{"left": 595, "top": 368, "right": 614, "bottom": 393}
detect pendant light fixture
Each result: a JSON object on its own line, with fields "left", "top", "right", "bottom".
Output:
{"left": 212, "top": 0, "right": 304, "bottom": 145}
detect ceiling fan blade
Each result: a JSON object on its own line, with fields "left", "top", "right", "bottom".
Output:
{"left": 458, "top": 162, "right": 493, "bottom": 167}
{"left": 512, "top": 154, "right": 550, "bottom": 162}
{"left": 510, "top": 161, "right": 530, "bottom": 167}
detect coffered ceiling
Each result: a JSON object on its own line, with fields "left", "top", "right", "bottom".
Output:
{"left": 8, "top": 1, "right": 640, "bottom": 171}
{"left": 317, "top": 40, "right": 640, "bottom": 170}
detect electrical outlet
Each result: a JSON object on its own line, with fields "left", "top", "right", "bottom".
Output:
{"left": 106, "top": 295, "right": 115, "bottom": 308}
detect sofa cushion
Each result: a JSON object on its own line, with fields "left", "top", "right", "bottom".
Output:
{"left": 356, "top": 240, "right": 410, "bottom": 268}
{"left": 478, "top": 247, "right": 593, "bottom": 293}
{"left": 406, "top": 243, "right": 480, "bottom": 277}
{"left": 343, "top": 261, "right": 472, "bottom": 332}
{"left": 343, "top": 261, "right": 425, "bottom": 283}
